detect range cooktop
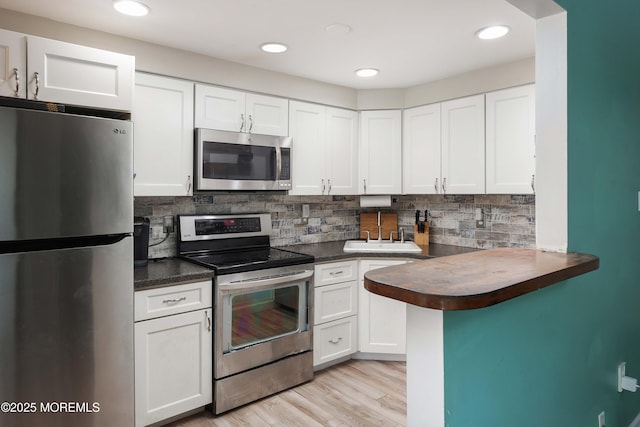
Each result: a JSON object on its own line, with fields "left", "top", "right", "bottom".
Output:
{"left": 177, "top": 213, "right": 314, "bottom": 275}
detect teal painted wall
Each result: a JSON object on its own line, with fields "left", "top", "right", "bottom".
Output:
{"left": 442, "top": 1, "right": 640, "bottom": 426}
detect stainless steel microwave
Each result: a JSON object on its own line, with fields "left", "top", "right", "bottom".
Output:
{"left": 195, "top": 128, "right": 292, "bottom": 191}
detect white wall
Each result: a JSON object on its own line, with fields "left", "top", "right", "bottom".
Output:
{"left": 403, "top": 57, "right": 535, "bottom": 108}
{"left": 534, "top": 12, "right": 568, "bottom": 251}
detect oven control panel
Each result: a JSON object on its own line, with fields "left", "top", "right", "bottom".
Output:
{"left": 178, "top": 213, "right": 271, "bottom": 241}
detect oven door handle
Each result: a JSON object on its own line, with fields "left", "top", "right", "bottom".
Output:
{"left": 218, "top": 269, "right": 313, "bottom": 293}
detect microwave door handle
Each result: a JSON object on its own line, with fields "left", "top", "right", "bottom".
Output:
{"left": 218, "top": 270, "right": 313, "bottom": 294}
{"left": 275, "top": 146, "right": 282, "bottom": 182}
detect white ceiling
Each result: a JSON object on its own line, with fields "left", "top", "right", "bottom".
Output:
{"left": 0, "top": 0, "right": 536, "bottom": 89}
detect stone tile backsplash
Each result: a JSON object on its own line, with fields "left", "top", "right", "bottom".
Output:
{"left": 135, "top": 193, "right": 535, "bottom": 259}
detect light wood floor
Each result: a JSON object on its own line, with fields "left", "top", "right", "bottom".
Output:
{"left": 165, "top": 359, "right": 406, "bottom": 427}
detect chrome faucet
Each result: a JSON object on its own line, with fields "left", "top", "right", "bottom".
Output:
{"left": 400, "top": 227, "right": 405, "bottom": 243}
{"left": 377, "top": 211, "right": 383, "bottom": 242}
{"left": 363, "top": 230, "right": 371, "bottom": 243}
{"left": 389, "top": 230, "right": 396, "bottom": 243}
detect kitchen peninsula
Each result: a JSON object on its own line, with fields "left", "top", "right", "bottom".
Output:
{"left": 364, "top": 248, "right": 599, "bottom": 426}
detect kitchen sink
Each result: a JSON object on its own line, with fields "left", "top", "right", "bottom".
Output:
{"left": 342, "top": 240, "right": 422, "bottom": 253}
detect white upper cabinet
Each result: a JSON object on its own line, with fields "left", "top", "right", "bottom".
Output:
{"left": 441, "top": 94, "right": 485, "bottom": 194}
{"left": 194, "top": 84, "right": 288, "bottom": 136}
{"left": 133, "top": 73, "right": 194, "bottom": 196}
{"left": 0, "top": 30, "right": 134, "bottom": 111}
{"left": 359, "top": 110, "right": 402, "bottom": 195}
{"left": 486, "top": 84, "right": 536, "bottom": 194}
{"left": 402, "top": 103, "right": 442, "bottom": 194}
{"left": 289, "top": 101, "right": 326, "bottom": 195}
{"left": 0, "top": 29, "right": 26, "bottom": 98}
{"left": 325, "top": 107, "right": 359, "bottom": 195}
{"left": 289, "top": 101, "right": 358, "bottom": 195}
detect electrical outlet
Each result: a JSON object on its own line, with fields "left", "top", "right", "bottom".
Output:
{"left": 476, "top": 220, "right": 485, "bottom": 228}
{"left": 162, "top": 215, "right": 174, "bottom": 233}
{"left": 598, "top": 411, "right": 605, "bottom": 427}
{"left": 302, "top": 204, "right": 310, "bottom": 218}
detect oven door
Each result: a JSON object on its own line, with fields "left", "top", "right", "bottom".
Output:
{"left": 215, "top": 267, "right": 313, "bottom": 379}
{"left": 195, "top": 128, "right": 292, "bottom": 191}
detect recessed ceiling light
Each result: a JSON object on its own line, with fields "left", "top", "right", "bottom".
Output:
{"left": 113, "top": 0, "right": 150, "bottom": 17}
{"left": 260, "top": 43, "right": 288, "bottom": 53}
{"left": 325, "top": 23, "right": 352, "bottom": 35}
{"left": 355, "top": 68, "right": 379, "bottom": 78}
{"left": 476, "top": 25, "right": 510, "bottom": 40}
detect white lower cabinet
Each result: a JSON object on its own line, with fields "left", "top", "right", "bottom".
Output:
{"left": 314, "top": 317, "right": 358, "bottom": 366}
{"left": 313, "top": 261, "right": 358, "bottom": 367}
{"left": 134, "top": 280, "right": 213, "bottom": 427}
{"left": 358, "top": 259, "right": 408, "bottom": 355}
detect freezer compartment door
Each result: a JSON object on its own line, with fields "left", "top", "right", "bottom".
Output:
{"left": 0, "top": 106, "right": 133, "bottom": 241}
{"left": 0, "top": 237, "right": 134, "bottom": 427}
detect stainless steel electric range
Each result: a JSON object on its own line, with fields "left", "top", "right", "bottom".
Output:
{"left": 177, "top": 213, "right": 314, "bottom": 414}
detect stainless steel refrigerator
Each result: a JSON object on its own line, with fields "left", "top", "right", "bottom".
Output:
{"left": 0, "top": 101, "right": 134, "bottom": 427}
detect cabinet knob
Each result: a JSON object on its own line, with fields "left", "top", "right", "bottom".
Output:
{"left": 434, "top": 178, "right": 439, "bottom": 193}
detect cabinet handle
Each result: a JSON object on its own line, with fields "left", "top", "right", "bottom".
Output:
{"left": 206, "top": 311, "right": 211, "bottom": 332}
{"left": 434, "top": 178, "right": 439, "bottom": 193}
{"left": 248, "top": 114, "right": 253, "bottom": 133}
{"left": 162, "top": 296, "right": 187, "bottom": 305}
{"left": 186, "top": 175, "right": 192, "bottom": 193}
{"left": 240, "top": 113, "right": 245, "bottom": 132}
{"left": 329, "top": 337, "right": 343, "bottom": 344}
{"left": 321, "top": 178, "right": 326, "bottom": 194}
{"left": 363, "top": 179, "right": 367, "bottom": 194}
{"left": 13, "top": 68, "right": 19, "bottom": 97}
{"left": 327, "top": 179, "right": 332, "bottom": 194}
{"left": 442, "top": 177, "right": 447, "bottom": 194}
{"left": 33, "top": 72, "right": 39, "bottom": 100}
{"left": 531, "top": 174, "right": 535, "bottom": 192}
{"left": 329, "top": 271, "right": 344, "bottom": 276}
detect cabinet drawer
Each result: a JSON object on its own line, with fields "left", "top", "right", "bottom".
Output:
{"left": 314, "top": 280, "right": 358, "bottom": 325}
{"left": 135, "top": 280, "right": 212, "bottom": 321}
{"left": 314, "top": 260, "right": 358, "bottom": 286}
{"left": 313, "top": 316, "right": 357, "bottom": 366}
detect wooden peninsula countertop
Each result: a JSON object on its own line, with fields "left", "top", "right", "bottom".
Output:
{"left": 364, "top": 248, "right": 599, "bottom": 310}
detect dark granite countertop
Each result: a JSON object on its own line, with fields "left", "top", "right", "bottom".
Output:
{"left": 134, "top": 258, "right": 215, "bottom": 291}
{"left": 280, "top": 241, "right": 479, "bottom": 264}
{"left": 134, "top": 241, "right": 479, "bottom": 291}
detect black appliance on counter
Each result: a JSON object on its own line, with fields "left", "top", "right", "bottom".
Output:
{"left": 177, "top": 213, "right": 314, "bottom": 414}
{"left": 134, "top": 216, "right": 150, "bottom": 268}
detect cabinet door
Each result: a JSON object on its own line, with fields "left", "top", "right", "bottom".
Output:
{"left": 403, "top": 104, "right": 441, "bottom": 194}
{"left": 441, "top": 95, "right": 485, "bottom": 194}
{"left": 194, "top": 84, "right": 245, "bottom": 131}
{"left": 245, "top": 93, "right": 288, "bottom": 136}
{"left": 133, "top": 73, "right": 194, "bottom": 196}
{"left": 0, "top": 29, "right": 26, "bottom": 98}
{"left": 486, "top": 84, "right": 536, "bottom": 194}
{"left": 358, "top": 259, "right": 407, "bottom": 354}
{"left": 359, "top": 110, "right": 402, "bottom": 195}
{"left": 326, "top": 107, "right": 358, "bottom": 195}
{"left": 26, "top": 36, "right": 134, "bottom": 111}
{"left": 288, "top": 101, "right": 326, "bottom": 195}
{"left": 135, "top": 308, "right": 213, "bottom": 427}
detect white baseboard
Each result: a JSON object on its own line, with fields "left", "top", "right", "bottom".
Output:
{"left": 629, "top": 411, "right": 640, "bottom": 427}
